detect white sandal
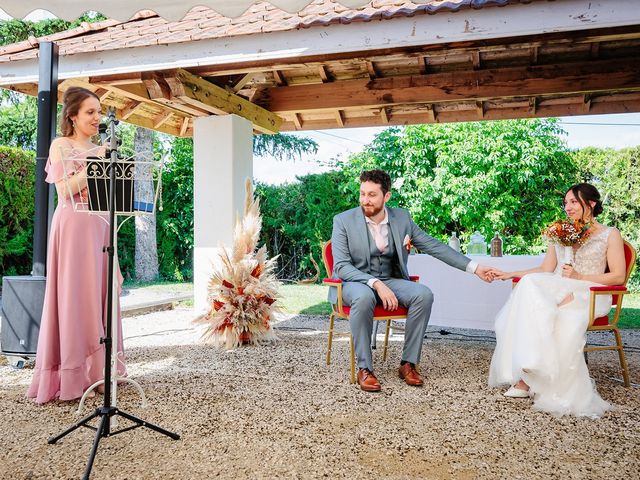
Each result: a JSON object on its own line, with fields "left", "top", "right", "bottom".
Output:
{"left": 504, "top": 386, "right": 530, "bottom": 398}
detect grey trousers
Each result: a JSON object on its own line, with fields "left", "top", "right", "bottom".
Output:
{"left": 341, "top": 278, "right": 434, "bottom": 371}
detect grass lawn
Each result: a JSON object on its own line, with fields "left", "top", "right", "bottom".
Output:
{"left": 619, "top": 293, "right": 640, "bottom": 329}
{"left": 278, "top": 284, "right": 331, "bottom": 315}
{"left": 277, "top": 284, "right": 640, "bottom": 329}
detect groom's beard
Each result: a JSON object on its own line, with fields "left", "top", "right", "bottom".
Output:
{"left": 361, "top": 203, "right": 384, "bottom": 218}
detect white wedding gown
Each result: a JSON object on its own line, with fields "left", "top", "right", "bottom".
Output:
{"left": 489, "top": 227, "right": 614, "bottom": 418}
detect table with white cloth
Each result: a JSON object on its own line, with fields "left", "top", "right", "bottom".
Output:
{"left": 407, "top": 254, "right": 544, "bottom": 331}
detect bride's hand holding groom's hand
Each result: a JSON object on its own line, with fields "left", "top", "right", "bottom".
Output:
{"left": 475, "top": 265, "right": 501, "bottom": 283}
{"left": 491, "top": 269, "right": 514, "bottom": 281}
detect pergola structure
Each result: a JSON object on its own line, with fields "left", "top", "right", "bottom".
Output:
{"left": 1, "top": 0, "right": 639, "bottom": 308}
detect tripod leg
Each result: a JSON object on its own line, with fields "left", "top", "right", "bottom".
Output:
{"left": 83, "top": 413, "right": 108, "bottom": 480}
{"left": 48, "top": 410, "right": 100, "bottom": 444}
{"left": 116, "top": 410, "right": 180, "bottom": 440}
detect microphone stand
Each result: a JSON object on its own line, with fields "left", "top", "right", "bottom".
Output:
{"left": 47, "top": 109, "right": 179, "bottom": 480}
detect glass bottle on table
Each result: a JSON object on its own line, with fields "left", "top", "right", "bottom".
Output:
{"left": 448, "top": 232, "right": 460, "bottom": 252}
{"left": 490, "top": 232, "right": 503, "bottom": 257}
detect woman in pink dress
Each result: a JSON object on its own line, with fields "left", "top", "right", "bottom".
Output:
{"left": 27, "top": 86, "right": 126, "bottom": 404}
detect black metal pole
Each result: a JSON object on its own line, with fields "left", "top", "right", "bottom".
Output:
{"left": 33, "top": 41, "right": 58, "bottom": 277}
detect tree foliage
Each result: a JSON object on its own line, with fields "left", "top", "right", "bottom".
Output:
{"left": 0, "top": 98, "right": 38, "bottom": 151}
{"left": 575, "top": 146, "right": 640, "bottom": 287}
{"left": 0, "top": 14, "right": 107, "bottom": 47}
{"left": 340, "top": 119, "right": 578, "bottom": 253}
{"left": 253, "top": 133, "right": 318, "bottom": 161}
{"left": 257, "top": 171, "right": 353, "bottom": 280}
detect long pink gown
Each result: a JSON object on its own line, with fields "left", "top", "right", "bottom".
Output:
{"left": 27, "top": 152, "right": 126, "bottom": 404}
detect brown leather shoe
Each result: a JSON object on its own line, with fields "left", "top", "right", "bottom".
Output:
{"left": 399, "top": 363, "right": 424, "bottom": 386}
{"left": 357, "top": 368, "right": 381, "bottom": 392}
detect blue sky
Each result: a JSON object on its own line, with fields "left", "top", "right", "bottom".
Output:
{"left": 254, "top": 113, "right": 640, "bottom": 185}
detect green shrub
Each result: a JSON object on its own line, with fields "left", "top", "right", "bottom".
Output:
{"left": 0, "top": 146, "right": 35, "bottom": 278}
{"left": 257, "top": 171, "right": 354, "bottom": 281}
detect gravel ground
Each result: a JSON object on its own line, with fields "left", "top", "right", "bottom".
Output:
{"left": 1, "top": 308, "right": 638, "bottom": 480}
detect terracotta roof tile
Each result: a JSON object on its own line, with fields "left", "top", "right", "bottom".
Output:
{"left": 0, "top": 0, "right": 520, "bottom": 63}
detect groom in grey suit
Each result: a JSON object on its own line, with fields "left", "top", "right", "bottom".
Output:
{"left": 330, "top": 170, "right": 494, "bottom": 392}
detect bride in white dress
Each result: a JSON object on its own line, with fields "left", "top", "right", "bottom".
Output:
{"left": 488, "top": 183, "right": 626, "bottom": 417}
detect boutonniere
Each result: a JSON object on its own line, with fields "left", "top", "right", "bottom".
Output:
{"left": 403, "top": 234, "right": 414, "bottom": 252}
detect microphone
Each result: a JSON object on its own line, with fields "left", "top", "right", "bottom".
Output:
{"left": 99, "top": 122, "right": 108, "bottom": 147}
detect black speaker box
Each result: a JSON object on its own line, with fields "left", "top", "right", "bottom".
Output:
{"left": 0, "top": 276, "right": 46, "bottom": 356}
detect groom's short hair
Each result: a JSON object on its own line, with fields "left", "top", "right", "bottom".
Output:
{"left": 360, "top": 169, "right": 391, "bottom": 195}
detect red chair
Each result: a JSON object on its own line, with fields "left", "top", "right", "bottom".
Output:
{"left": 513, "top": 240, "right": 636, "bottom": 387}
{"left": 321, "top": 240, "right": 418, "bottom": 383}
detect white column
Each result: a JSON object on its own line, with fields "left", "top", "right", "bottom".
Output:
{"left": 193, "top": 114, "right": 253, "bottom": 311}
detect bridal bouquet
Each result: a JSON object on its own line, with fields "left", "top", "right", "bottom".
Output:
{"left": 542, "top": 219, "right": 592, "bottom": 246}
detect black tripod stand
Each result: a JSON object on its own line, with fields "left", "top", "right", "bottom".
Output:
{"left": 48, "top": 109, "right": 179, "bottom": 480}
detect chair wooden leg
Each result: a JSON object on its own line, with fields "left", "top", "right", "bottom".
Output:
{"left": 326, "top": 313, "right": 336, "bottom": 366}
{"left": 349, "top": 334, "right": 356, "bottom": 384}
{"left": 383, "top": 320, "right": 392, "bottom": 362}
{"left": 613, "top": 327, "right": 631, "bottom": 387}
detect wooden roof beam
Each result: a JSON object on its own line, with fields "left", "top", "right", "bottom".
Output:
{"left": 277, "top": 97, "right": 640, "bottom": 131}
{"left": 426, "top": 104, "right": 436, "bottom": 123}
{"left": 319, "top": 65, "right": 329, "bottom": 83}
{"left": 233, "top": 73, "right": 254, "bottom": 92}
{"left": 266, "top": 58, "right": 640, "bottom": 114}
{"left": 179, "top": 117, "right": 190, "bottom": 136}
{"left": 293, "top": 113, "right": 302, "bottom": 130}
{"left": 165, "top": 69, "right": 282, "bottom": 134}
{"left": 94, "top": 87, "right": 111, "bottom": 102}
{"left": 273, "top": 70, "right": 287, "bottom": 86}
{"left": 153, "top": 111, "right": 173, "bottom": 129}
{"left": 380, "top": 107, "right": 389, "bottom": 124}
{"left": 366, "top": 61, "right": 379, "bottom": 80}
{"left": 583, "top": 93, "right": 592, "bottom": 113}
{"left": 471, "top": 51, "right": 481, "bottom": 70}
{"left": 120, "top": 100, "right": 142, "bottom": 120}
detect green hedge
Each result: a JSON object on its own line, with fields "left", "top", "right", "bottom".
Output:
{"left": 0, "top": 146, "right": 35, "bottom": 279}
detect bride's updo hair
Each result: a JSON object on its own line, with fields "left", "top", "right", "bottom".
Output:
{"left": 59, "top": 87, "right": 100, "bottom": 137}
{"left": 566, "top": 183, "right": 603, "bottom": 218}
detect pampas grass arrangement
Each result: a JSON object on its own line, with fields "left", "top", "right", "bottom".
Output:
{"left": 196, "top": 179, "right": 279, "bottom": 349}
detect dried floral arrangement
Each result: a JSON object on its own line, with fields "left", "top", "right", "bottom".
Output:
{"left": 196, "top": 180, "right": 279, "bottom": 348}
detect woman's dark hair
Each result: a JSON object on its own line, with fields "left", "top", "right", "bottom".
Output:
{"left": 59, "top": 87, "right": 100, "bottom": 137}
{"left": 565, "top": 183, "right": 603, "bottom": 218}
{"left": 360, "top": 169, "right": 392, "bottom": 195}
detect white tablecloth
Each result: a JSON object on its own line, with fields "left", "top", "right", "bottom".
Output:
{"left": 407, "top": 254, "right": 544, "bottom": 331}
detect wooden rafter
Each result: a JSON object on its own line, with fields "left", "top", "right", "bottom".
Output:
{"left": 153, "top": 111, "right": 173, "bottom": 128}
{"left": 120, "top": 100, "right": 142, "bottom": 120}
{"left": 233, "top": 73, "right": 254, "bottom": 92}
{"left": 266, "top": 58, "right": 640, "bottom": 114}
{"left": 319, "top": 66, "right": 329, "bottom": 83}
{"left": 160, "top": 69, "right": 282, "bottom": 134}
{"left": 380, "top": 107, "right": 389, "bottom": 124}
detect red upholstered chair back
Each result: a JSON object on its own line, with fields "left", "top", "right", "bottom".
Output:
{"left": 322, "top": 241, "right": 335, "bottom": 277}
{"left": 611, "top": 241, "right": 637, "bottom": 306}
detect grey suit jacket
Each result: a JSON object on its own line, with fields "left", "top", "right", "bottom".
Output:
{"left": 328, "top": 206, "right": 471, "bottom": 303}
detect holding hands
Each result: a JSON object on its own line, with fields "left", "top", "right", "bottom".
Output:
{"left": 475, "top": 265, "right": 504, "bottom": 283}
